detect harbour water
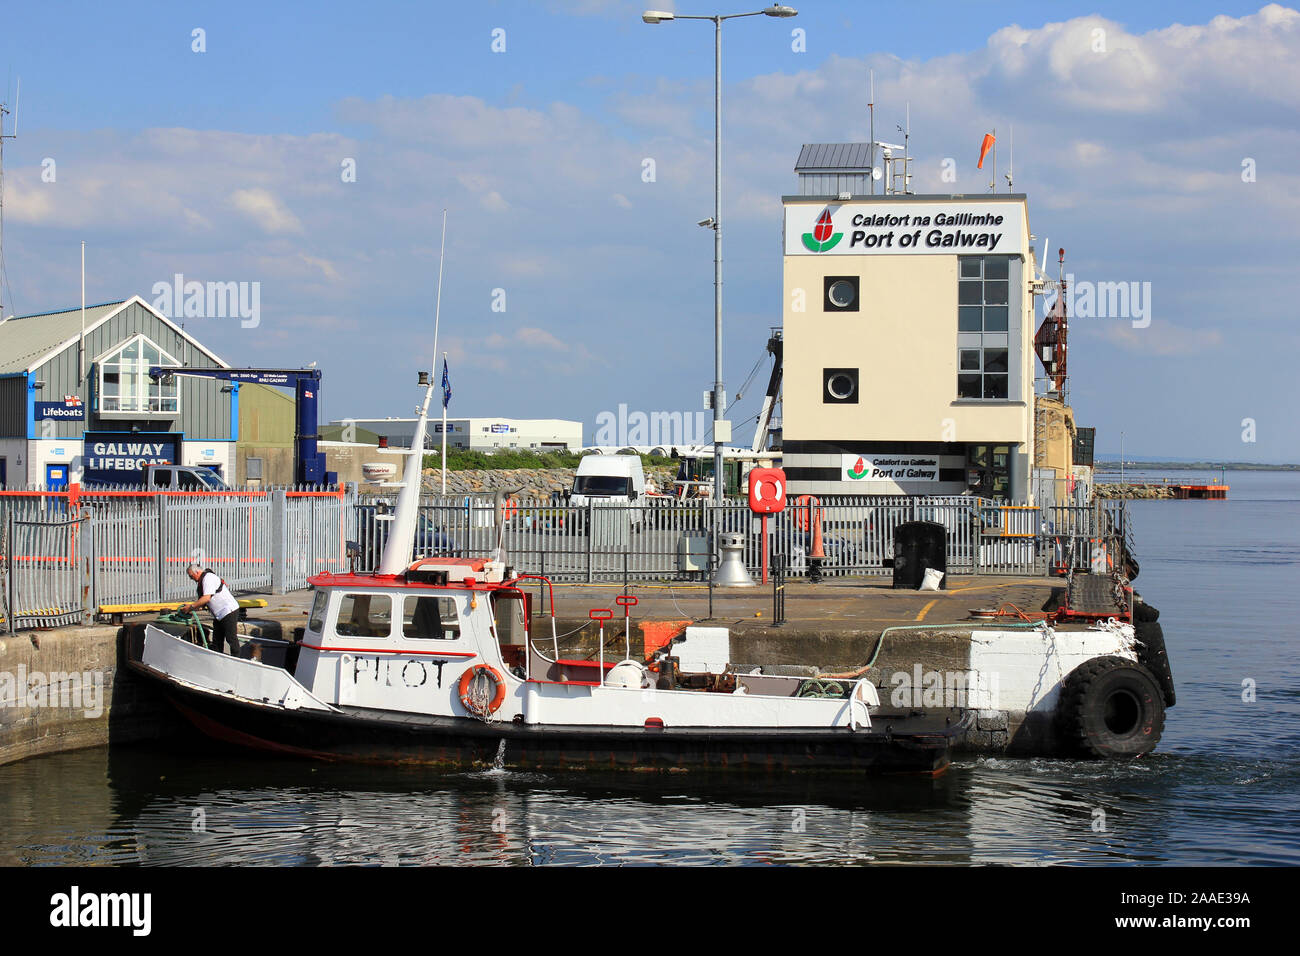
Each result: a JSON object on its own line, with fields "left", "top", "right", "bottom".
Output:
{"left": 1, "top": 471, "right": 1297, "bottom": 866}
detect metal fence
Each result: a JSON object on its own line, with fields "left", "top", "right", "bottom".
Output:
{"left": 352, "top": 494, "right": 1132, "bottom": 583}
{"left": 1, "top": 486, "right": 351, "bottom": 630}
{"left": 2, "top": 509, "right": 89, "bottom": 629}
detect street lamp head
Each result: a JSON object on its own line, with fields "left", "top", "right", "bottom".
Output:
{"left": 762, "top": 4, "right": 798, "bottom": 17}
{"left": 642, "top": 10, "right": 675, "bottom": 23}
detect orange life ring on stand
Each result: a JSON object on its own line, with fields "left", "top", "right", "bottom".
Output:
{"left": 458, "top": 664, "right": 507, "bottom": 716}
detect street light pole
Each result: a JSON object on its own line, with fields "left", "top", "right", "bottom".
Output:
{"left": 711, "top": 14, "right": 724, "bottom": 504}
{"left": 643, "top": 5, "right": 796, "bottom": 504}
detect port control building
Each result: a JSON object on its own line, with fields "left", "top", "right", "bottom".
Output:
{"left": 781, "top": 143, "right": 1042, "bottom": 502}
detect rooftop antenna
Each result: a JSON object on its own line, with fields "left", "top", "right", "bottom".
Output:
{"left": 905, "top": 101, "right": 911, "bottom": 194}
{"left": 1005, "top": 124, "right": 1014, "bottom": 193}
{"left": 868, "top": 69, "right": 875, "bottom": 196}
{"left": 896, "top": 101, "right": 912, "bottom": 196}
{"left": 0, "top": 78, "right": 19, "bottom": 318}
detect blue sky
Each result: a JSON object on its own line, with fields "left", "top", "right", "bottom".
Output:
{"left": 1, "top": 1, "right": 1296, "bottom": 461}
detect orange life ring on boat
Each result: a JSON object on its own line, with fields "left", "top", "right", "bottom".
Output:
{"left": 458, "top": 664, "right": 507, "bottom": 716}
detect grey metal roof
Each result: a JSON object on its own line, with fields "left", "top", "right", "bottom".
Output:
{"left": 795, "top": 143, "right": 875, "bottom": 173}
{"left": 0, "top": 301, "right": 126, "bottom": 375}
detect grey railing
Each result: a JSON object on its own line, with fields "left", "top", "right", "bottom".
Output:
{"left": 1, "top": 487, "right": 353, "bottom": 627}
{"left": 351, "top": 494, "right": 1130, "bottom": 582}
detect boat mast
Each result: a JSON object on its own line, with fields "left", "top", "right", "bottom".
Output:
{"left": 375, "top": 209, "right": 448, "bottom": 575}
{"left": 375, "top": 375, "right": 435, "bottom": 575}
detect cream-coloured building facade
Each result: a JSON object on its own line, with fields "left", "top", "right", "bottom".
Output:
{"left": 781, "top": 163, "right": 1041, "bottom": 501}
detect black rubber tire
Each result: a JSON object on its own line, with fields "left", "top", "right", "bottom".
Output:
{"left": 1059, "top": 656, "right": 1165, "bottom": 758}
{"left": 1135, "top": 619, "right": 1176, "bottom": 707}
{"left": 1132, "top": 598, "right": 1160, "bottom": 623}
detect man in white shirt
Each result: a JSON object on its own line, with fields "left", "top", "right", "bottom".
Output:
{"left": 182, "top": 563, "right": 241, "bottom": 655}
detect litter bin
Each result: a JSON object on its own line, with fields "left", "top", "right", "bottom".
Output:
{"left": 893, "top": 521, "right": 946, "bottom": 590}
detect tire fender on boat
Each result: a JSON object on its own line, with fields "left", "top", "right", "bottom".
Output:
{"left": 1058, "top": 655, "right": 1165, "bottom": 758}
{"left": 459, "top": 664, "right": 507, "bottom": 716}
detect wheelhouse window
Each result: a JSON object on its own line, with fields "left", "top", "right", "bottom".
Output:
{"left": 308, "top": 590, "right": 328, "bottom": 634}
{"left": 401, "top": 596, "right": 461, "bottom": 640}
{"left": 957, "top": 257, "right": 1011, "bottom": 400}
{"left": 335, "top": 593, "right": 393, "bottom": 638}
{"left": 98, "top": 335, "right": 182, "bottom": 414}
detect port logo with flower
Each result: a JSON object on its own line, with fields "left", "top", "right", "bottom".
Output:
{"left": 847, "top": 456, "right": 868, "bottom": 480}
{"left": 802, "top": 208, "right": 843, "bottom": 252}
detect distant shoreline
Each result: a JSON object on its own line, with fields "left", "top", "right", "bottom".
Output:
{"left": 1094, "top": 461, "right": 1299, "bottom": 472}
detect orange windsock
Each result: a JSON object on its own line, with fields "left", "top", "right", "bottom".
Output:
{"left": 977, "top": 132, "right": 996, "bottom": 169}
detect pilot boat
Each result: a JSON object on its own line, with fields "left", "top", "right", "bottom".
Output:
{"left": 126, "top": 374, "right": 966, "bottom": 776}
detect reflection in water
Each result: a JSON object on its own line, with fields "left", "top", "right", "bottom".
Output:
{"left": 0, "top": 739, "right": 1291, "bottom": 865}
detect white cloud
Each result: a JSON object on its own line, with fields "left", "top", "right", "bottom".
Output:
{"left": 230, "top": 188, "right": 303, "bottom": 235}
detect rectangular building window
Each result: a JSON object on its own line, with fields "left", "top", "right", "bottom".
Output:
{"left": 957, "top": 257, "right": 1011, "bottom": 399}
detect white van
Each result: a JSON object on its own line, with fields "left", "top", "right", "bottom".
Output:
{"left": 569, "top": 454, "right": 647, "bottom": 530}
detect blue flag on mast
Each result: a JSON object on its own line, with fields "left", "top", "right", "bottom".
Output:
{"left": 440, "top": 358, "right": 452, "bottom": 409}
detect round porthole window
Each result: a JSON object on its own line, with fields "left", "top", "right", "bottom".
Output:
{"left": 827, "top": 373, "right": 856, "bottom": 400}
{"left": 827, "top": 280, "right": 857, "bottom": 309}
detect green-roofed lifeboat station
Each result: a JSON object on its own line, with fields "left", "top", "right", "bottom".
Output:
{"left": 0, "top": 296, "right": 236, "bottom": 487}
